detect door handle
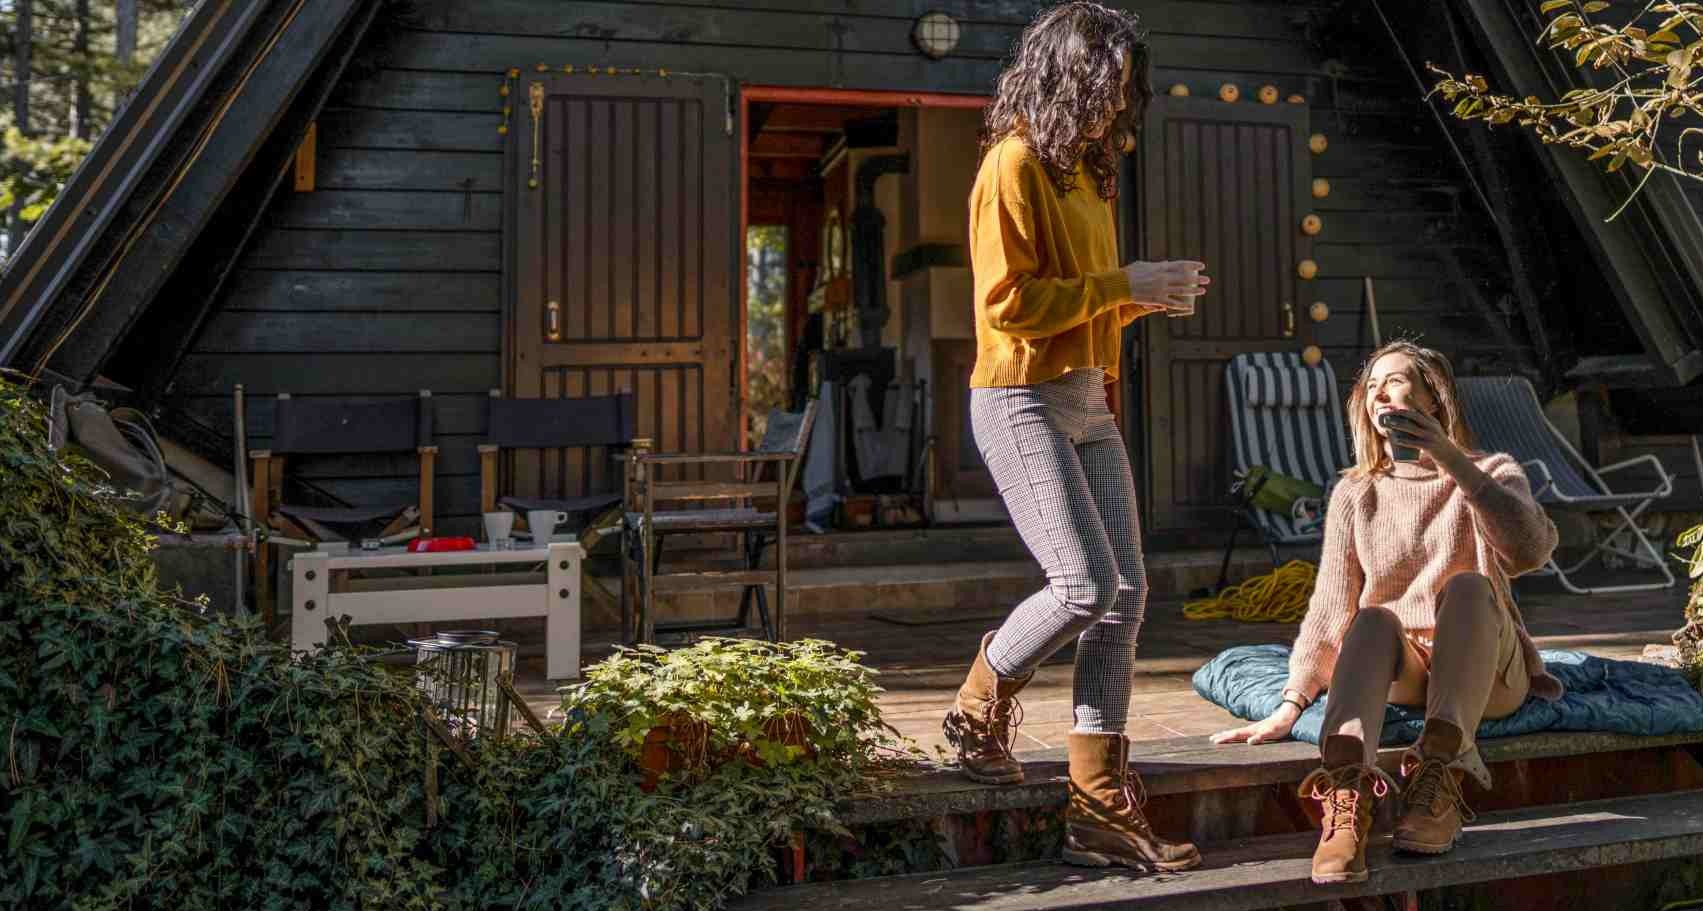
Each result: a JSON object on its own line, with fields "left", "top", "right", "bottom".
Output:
{"left": 546, "top": 300, "right": 562, "bottom": 341}
{"left": 1282, "top": 301, "right": 1295, "bottom": 338}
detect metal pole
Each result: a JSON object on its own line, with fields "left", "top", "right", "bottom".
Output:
{"left": 233, "top": 384, "right": 250, "bottom": 618}
{"left": 1364, "top": 276, "right": 1383, "bottom": 348}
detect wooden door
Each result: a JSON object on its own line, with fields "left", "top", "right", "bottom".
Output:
{"left": 508, "top": 75, "right": 738, "bottom": 497}
{"left": 1135, "top": 96, "right": 1314, "bottom": 533}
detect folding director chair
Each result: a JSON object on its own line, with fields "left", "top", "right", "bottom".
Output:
{"left": 1458, "top": 376, "right": 1675, "bottom": 594}
{"left": 1219, "top": 351, "right": 1354, "bottom": 589}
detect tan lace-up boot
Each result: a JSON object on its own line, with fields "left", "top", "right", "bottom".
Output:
{"left": 1061, "top": 732, "right": 1202, "bottom": 872}
{"left": 942, "top": 632, "right": 1032, "bottom": 784}
{"left": 1395, "top": 720, "right": 1475, "bottom": 854}
{"left": 1300, "top": 734, "right": 1399, "bottom": 885}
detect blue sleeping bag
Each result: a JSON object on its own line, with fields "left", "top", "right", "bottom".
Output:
{"left": 1193, "top": 644, "right": 1703, "bottom": 746}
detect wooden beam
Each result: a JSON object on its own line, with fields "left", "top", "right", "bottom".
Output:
{"left": 757, "top": 105, "right": 884, "bottom": 132}
{"left": 292, "top": 121, "right": 316, "bottom": 192}
{"left": 749, "top": 131, "right": 831, "bottom": 158}
{"left": 36, "top": 0, "right": 371, "bottom": 386}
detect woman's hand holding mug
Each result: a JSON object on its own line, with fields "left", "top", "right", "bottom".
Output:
{"left": 1123, "top": 260, "right": 1209, "bottom": 317}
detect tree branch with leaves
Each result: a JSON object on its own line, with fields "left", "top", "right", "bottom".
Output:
{"left": 1429, "top": 0, "right": 1703, "bottom": 216}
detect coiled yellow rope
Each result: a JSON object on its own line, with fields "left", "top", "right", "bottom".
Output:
{"left": 1183, "top": 560, "right": 1318, "bottom": 623}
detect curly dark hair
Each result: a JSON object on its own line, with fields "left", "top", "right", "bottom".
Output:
{"left": 981, "top": 2, "right": 1153, "bottom": 200}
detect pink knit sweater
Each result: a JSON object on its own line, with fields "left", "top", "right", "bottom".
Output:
{"left": 1285, "top": 452, "right": 1564, "bottom": 703}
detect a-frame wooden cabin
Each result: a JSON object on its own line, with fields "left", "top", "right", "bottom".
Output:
{"left": 1, "top": 0, "right": 1697, "bottom": 547}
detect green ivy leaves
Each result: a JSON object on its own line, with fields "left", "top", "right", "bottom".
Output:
{"left": 0, "top": 375, "right": 921, "bottom": 910}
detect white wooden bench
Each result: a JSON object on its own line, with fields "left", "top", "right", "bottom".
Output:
{"left": 289, "top": 540, "right": 584, "bottom": 679}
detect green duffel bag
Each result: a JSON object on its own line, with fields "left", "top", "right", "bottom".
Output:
{"left": 1236, "top": 465, "right": 1325, "bottom": 525}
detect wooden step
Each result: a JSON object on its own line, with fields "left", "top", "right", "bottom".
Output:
{"left": 735, "top": 788, "right": 1703, "bottom": 910}
{"left": 841, "top": 730, "right": 1703, "bottom": 826}
{"left": 581, "top": 546, "right": 1288, "bottom": 629}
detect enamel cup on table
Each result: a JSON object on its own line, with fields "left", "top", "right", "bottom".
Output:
{"left": 481, "top": 511, "right": 515, "bottom": 549}
{"left": 525, "top": 509, "right": 570, "bottom": 544}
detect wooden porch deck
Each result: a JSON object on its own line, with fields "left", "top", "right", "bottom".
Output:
{"left": 509, "top": 576, "right": 1685, "bottom": 751}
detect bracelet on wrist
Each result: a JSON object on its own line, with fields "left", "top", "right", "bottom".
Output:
{"left": 1280, "top": 696, "right": 1307, "bottom": 713}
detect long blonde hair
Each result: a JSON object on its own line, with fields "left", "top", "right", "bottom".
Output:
{"left": 1343, "top": 340, "right": 1478, "bottom": 480}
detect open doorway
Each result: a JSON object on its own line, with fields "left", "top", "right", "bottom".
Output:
{"left": 738, "top": 88, "right": 991, "bottom": 529}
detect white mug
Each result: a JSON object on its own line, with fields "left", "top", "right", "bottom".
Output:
{"left": 482, "top": 511, "right": 515, "bottom": 548}
{"left": 526, "top": 509, "right": 570, "bottom": 543}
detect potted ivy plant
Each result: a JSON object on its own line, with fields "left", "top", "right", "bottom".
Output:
{"left": 562, "top": 638, "right": 899, "bottom": 791}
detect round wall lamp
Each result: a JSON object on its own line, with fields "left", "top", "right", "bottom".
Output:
{"left": 912, "top": 11, "right": 961, "bottom": 60}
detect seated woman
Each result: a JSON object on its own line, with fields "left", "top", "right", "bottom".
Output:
{"left": 1210, "top": 340, "right": 1562, "bottom": 885}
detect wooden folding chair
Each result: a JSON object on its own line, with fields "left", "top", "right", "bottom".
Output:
{"left": 478, "top": 390, "right": 637, "bottom": 547}
{"left": 249, "top": 391, "right": 437, "bottom": 625}
{"left": 622, "top": 400, "right": 819, "bottom": 645}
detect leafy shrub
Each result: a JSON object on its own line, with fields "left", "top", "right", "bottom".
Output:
{"left": 0, "top": 376, "right": 914, "bottom": 910}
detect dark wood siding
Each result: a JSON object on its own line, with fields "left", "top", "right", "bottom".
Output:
{"left": 164, "top": 0, "right": 1539, "bottom": 533}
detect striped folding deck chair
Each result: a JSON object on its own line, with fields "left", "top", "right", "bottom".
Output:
{"left": 1458, "top": 376, "right": 1676, "bottom": 594}
{"left": 1220, "top": 352, "right": 1354, "bottom": 581}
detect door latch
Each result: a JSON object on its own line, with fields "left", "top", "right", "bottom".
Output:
{"left": 546, "top": 300, "right": 562, "bottom": 341}
{"left": 1281, "top": 301, "right": 1295, "bottom": 338}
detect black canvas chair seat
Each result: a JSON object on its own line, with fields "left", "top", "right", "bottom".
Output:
{"left": 275, "top": 502, "right": 413, "bottom": 543}
{"left": 500, "top": 493, "right": 623, "bottom": 519}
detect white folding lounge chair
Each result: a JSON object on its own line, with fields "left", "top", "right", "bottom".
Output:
{"left": 1458, "top": 376, "right": 1676, "bottom": 594}
{"left": 1218, "top": 352, "right": 1354, "bottom": 585}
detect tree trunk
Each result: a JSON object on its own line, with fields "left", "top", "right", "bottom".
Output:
{"left": 117, "top": 0, "right": 138, "bottom": 66}
{"left": 73, "top": 0, "right": 93, "bottom": 140}
{"left": 10, "top": 0, "right": 34, "bottom": 258}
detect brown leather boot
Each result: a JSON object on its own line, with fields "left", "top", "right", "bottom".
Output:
{"left": 1299, "top": 734, "right": 1398, "bottom": 885}
{"left": 1061, "top": 731, "right": 1202, "bottom": 872}
{"left": 942, "top": 632, "right": 1031, "bottom": 784}
{"left": 1394, "top": 720, "right": 1475, "bottom": 854}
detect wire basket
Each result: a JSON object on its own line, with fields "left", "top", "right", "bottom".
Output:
{"left": 408, "top": 630, "right": 518, "bottom": 741}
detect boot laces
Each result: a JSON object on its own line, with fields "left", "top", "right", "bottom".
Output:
{"left": 1117, "top": 774, "right": 1152, "bottom": 830}
{"left": 984, "top": 696, "right": 1023, "bottom": 757}
{"left": 1299, "top": 765, "right": 1398, "bottom": 834}
{"left": 942, "top": 695, "right": 1023, "bottom": 758}
{"left": 1401, "top": 755, "right": 1477, "bottom": 824}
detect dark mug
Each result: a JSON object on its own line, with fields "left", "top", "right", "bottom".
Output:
{"left": 1378, "top": 411, "right": 1422, "bottom": 462}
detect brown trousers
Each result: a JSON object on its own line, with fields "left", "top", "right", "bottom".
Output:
{"left": 1319, "top": 572, "right": 1529, "bottom": 766}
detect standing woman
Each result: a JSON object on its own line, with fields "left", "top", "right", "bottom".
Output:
{"left": 1211, "top": 341, "right": 1561, "bottom": 885}
{"left": 942, "top": 2, "right": 1210, "bottom": 873}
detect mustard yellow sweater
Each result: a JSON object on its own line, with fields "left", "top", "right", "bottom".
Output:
{"left": 968, "top": 135, "right": 1161, "bottom": 388}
